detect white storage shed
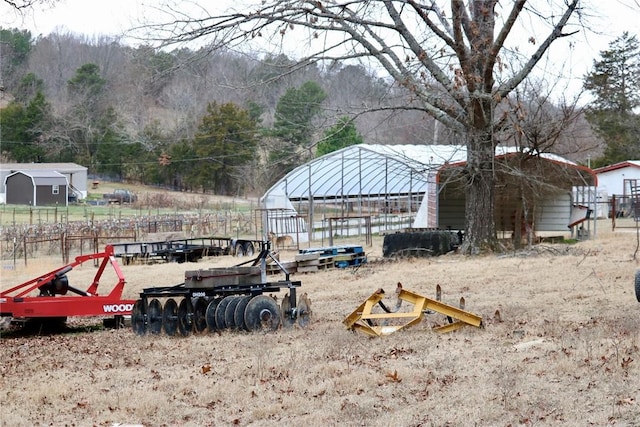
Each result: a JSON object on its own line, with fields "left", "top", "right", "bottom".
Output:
{"left": 594, "top": 161, "right": 640, "bottom": 197}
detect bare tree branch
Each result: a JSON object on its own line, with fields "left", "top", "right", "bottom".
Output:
{"left": 131, "top": 0, "right": 586, "bottom": 254}
{"left": 497, "top": 0, "right": 580, "bottom": 99}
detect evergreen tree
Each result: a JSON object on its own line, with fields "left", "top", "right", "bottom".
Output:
{"left": 270, "top": 81, "right": 327, "bottom": 175}
{"left": 0, "top": 28, "right": 33, "bottom": 91}
{"left": 316, "top": 117, "right": 364, "bottom": 157}
{"left": 273, "top": 81, "right": 326, "bottom": 145}
{"left": 191, "top": 102, "right": 258, "bottom": 195}
{"left": 59, "top": 63, "right": 127, "bottom": 173}
{"left": 584, "top": 32, "right": 640, "bottom": 166}
{"left": 13, "top": 72, "right": 44, "bottom": 104}
{"left": 0, "top": 84, "right": 51, "bottom": 162}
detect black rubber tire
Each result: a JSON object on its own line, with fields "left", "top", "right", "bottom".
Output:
{"left": 214, "top": 296, "right": 235, "bottom": 329}
{"left": 147, "top": 298, "right": 163, "bottom": 335}
{"left": 243, "top": 242, "right": 255, "bottom": 257}
{"left": 635, "top": 270, "right": 640, "bottom": 302}
{"left": 162, "top": 298, "right": 178, "bottom": 336}
{"left": 244, "top": 295, "right": 281, "bottom": 332}
{"left": 383, "top": 231, "right": 454, "bottom": 258}
{"left": 192, "top": 297, "right": 208, "bottom": 333}
{"left": 205, "top": 298, "right": 222, "bottom": 332}
{"left": 131, "top": 299, "right": 146, "bottom": 336}
{"left": 177, "top": 298, "right": 194, "bottom": 336}
{"left": 235, "top": 244, "right": 246, "bottom": 257}
{"left": 224, "top": 296, "right": 242, "bottom": 329}
{"left": 233, "top": 296, "right": 252, "bottom": 331}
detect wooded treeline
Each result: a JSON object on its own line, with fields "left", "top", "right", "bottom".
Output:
{"left": 0, "top": 29, "right": 455, "bottom": 196}
{"left": 1, "top": 27, "right": 629, "bottom": 197}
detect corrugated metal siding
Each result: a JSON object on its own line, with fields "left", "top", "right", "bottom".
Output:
{"left": 440, "top": 183, "right": 572, "bottom": 233}
{"left": 536, "top": 193, "right": 571, "bottom": 231}
{"left": 437, "top": 183, "right": 466, "bottom": 230}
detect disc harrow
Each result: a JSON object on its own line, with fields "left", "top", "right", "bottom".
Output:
{"left": 131, "top": 241, "right": 311, "bottom": 336}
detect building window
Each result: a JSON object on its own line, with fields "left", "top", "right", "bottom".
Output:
{"left": 52, "top": 185, "right": 59, "bottom": 195}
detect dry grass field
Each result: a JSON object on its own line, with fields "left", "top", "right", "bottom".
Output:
{"left": 2, "top": 223, "right": 640, "bottom": 426}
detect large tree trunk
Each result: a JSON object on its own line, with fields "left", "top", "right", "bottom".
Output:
{"left": 462, "top": 127, "right": 498, "bottom": 254}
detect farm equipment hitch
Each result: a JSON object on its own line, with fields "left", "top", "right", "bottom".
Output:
{"left": 0, "top": 245, "right": 136, "bottom": 328}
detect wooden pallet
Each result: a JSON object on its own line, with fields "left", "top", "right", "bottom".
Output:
{"left": 299, "top": 244, "right": 365, "bottom": 256}
{"left": 266, "top": 260, "right": 298, "bottom": 275}
{"left": 333, "top": 252, "right": 367, "bottom": 268}
{"left": 295, "top": 245, "right": 367, "bottom": 271}
{"left": 295, "top": 252, "right": 325, "bottom": 273}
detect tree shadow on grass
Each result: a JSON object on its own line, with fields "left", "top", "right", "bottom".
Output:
{"left": 0, "top": 317, "right": 107, "bottom": 338}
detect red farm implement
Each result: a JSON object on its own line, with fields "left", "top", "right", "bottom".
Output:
{"left": 0, "top": 245, "right": 136, "bottom": 329}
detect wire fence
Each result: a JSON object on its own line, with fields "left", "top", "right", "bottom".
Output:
{"left": 0, "top": 212, "right": 260, "bottom": 266}
{"left": 610, "top": 195, "right": 640, "bottom": 231}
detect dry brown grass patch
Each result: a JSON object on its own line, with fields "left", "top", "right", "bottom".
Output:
{"left": 2, "top": 227, "right": 640, "bottom": 426}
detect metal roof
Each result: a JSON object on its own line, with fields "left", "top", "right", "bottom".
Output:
{"left": 0, "top": 163, "right": 87, "bottom": 173}
{"left": 6, "top": 170, "right": 68, "bottom": 186}
{"left": 261, "top": 144, "right": 588, "bottom": 207}
{"left": 593, "top": 160, "right": 640, "bottom": 174}
{"left": 263, "top": 144, "right": 467, "bottom": 202}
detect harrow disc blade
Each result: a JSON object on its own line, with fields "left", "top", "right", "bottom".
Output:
{"left": 280, "top": 293, "right": 295, "bottom": 328}
{"left": 297, "top": 293, "right": 312, "bottom": 328}
{"left": 224, "top": 296, "right": 242, "bottom": 330}
{"left": 162, "top": 298, "right": 178, "bottom": 336}
{"left": 192, "top": 297, "right": 208, "bottom": 333}
{"left": 233, "top": 296, "right": 251, "bottom": 331}
{"left": 131, "top": 299, "right": 146, "bottom": 336}
{"left": 205, "top": 298, "right": 222, "bottom": 332}
{"left": 214, "top": 296, "right": 235, "bottom": 329}
{"left": 147, "top": 298, "right": 163, "bottom": 335}
{"left": 177, "top": 298, "right": 194, "bottom": 336}
{"left": 244, "top": 295, "right": 281, "bottom": 332}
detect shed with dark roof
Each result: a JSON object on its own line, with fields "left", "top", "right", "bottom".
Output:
{"left": 0, "top": 162, "right": 87, "bottom": 203}
{"left": 4, "top": 170, "right": 69, "bottom": 206}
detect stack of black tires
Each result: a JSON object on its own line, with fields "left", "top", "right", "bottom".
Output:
{"left": 383, "top": 230, "right": 460, "bottom": 258}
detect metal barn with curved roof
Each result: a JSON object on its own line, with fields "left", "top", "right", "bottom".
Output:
{"left": 260, "top": 144, "right": 597, "bottom": 244}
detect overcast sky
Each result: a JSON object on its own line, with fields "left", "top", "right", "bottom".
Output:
{"left": 1, "top": 0, "right": 639, "bottom": 101}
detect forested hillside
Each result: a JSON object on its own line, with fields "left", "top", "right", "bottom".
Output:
{"left": 0, "top": 28, "right": 599, "bottom": 196}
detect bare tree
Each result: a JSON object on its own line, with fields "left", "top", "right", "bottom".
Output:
{"left": 2, "top": 0, "right": 54, "bottom": 10}
{"left": 136, "top": 0, "right": 584, "bottom": 253}
{"left": 501, "top": 78, "right": 602, "bottom": 162}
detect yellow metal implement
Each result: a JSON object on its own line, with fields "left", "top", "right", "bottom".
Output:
{"left": 343, "top": 284, "right": 482, "bottom": 337}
